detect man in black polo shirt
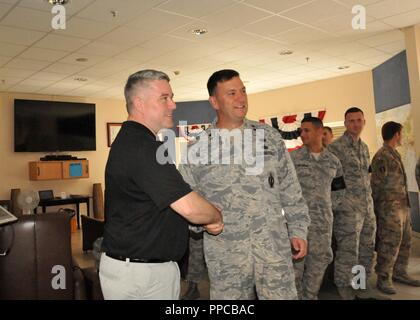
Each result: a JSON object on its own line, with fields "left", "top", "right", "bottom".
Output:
{"left": 100, "top": 69, "right": 223, "bottom": 300}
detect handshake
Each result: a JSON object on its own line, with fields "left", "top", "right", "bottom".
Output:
{"left": 204, "top": 205, "right": 224, "bottom": 236}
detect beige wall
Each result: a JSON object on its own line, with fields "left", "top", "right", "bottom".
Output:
{"left": 0, "top": 92, "right": 127, "bottom": 214}
{"left": 404, "top": 25, "right": 420, "bottom": 156}
{"left": 247, "top": 71, "right": 378, "bottom": 155}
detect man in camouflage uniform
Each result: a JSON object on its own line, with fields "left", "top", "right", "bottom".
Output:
{"left": 371, "top": 121, "right": 420, "bottom": 294}
{"left": 179, "top": 69, "right": 310, "bottom": 299}
{"left": 291, "top": 117, "right": 346, "bottom": 300}
{"left": 328, "top": 107, "right": 382, "bottom": 300}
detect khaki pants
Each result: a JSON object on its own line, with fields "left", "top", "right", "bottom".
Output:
{"left": 99, "top": 253, "right": 180, "bottom": 300}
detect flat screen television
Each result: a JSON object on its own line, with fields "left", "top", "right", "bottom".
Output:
{"left": 14, "top": 99, "right": 96, "bottom": 152}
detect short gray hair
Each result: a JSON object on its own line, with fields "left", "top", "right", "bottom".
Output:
{"left": 124, "top": 69, "right": 170, "bottom": 114}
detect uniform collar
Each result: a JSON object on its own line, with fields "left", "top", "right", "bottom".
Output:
{"left": 343, "top": 130, "right": 361, "bottom": 147}
{"left": 211, "top": 117, "right": 249, "bottom": 130}
{"left": 383, "top": 143, "right": 401, "bottom": 159}
{"left": 302, "top": 145, "right": 327, "bottom": 158}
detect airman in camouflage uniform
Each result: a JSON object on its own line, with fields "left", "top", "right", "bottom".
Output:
{"left": 179, "top": 70, "right": 310, "bottom": 299}
{"left": 371, "top": 121, "right": 420, "bottom": 294}
{"left": 291, "top": 117, "right": 346, "bottom": 300}
{"left": 328, "top": 107, "right": 378, "bottom": 300}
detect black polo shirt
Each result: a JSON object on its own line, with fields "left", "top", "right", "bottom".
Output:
{"left": 102, "top": 121, "right": 191, "bottom": 261}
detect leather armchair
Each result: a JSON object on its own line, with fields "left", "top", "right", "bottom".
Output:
{"left": 0, "top": 213, "right": 86, "bottom": 299}
{"left": 81, "top": 215, "right": 104, "bottom": 252}
{"left": 81, "top": 183, "right": 105, "bottom": 252}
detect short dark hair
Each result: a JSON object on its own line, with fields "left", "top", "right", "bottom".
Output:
{"left": 345, "top": 107, "right": 364, "bottom": 118}
{"left": 207, "top": 69, "right": 240, "bottom": 96}
{"left": 382, "top": 121, "right": 402, "bottom": 141}
{"left": 301, "top": 116, "right": 323, "bottom": 128}
{"left": 124, "top": 69, "right": 170, "bottom": 114}
{"left": 323, "top": 126, "right": 332, "bottom": 134}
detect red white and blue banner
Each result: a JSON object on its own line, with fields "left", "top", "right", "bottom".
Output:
{"left": 259, "top": 110, "right": 326, "bottom": 152}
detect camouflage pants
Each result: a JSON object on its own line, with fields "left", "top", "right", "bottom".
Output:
{"left": 185, "top": 235, "right": 207, "bottom": 283}
{"left": 206, "top": 251, "right": 297, "bottom": 300}
{"left": 375, "top": 202, "right": 412, "bottom": 279}
{"left": 294, "top": 227, "right": 333, "bottom": 300}
{"left": 333, "top": 208, "right": 376, "bottom": 287}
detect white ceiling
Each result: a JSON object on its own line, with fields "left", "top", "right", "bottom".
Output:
{"left": 0, "top": 0, "right": 418, "bottom": 101}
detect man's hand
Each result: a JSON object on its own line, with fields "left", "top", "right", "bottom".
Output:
{"left": 204, "top": 206, "right": 223, "bottom": 235}
{"left": 291, "top": 237, "right": 307, "bottom": 260}
{"left": 204, "top": 221, "right": 224, "bottom": 235}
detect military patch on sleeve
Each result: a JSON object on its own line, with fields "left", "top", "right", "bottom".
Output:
{"left": 331, "top": 176, "right": 346, "bottom": 191}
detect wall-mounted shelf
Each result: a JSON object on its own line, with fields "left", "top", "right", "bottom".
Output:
{"left": 29, "top": 160, "right": 89, "bottom": 181}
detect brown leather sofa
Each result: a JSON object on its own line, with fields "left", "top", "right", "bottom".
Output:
{"left": 0, "top": 213, "right": 86, "bottom": 299}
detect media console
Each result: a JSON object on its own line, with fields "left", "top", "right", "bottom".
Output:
{"left": 29, "top": 160, "right": 89, "bottom": 181}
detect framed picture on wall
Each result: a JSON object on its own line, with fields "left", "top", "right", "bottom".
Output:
{"left": 107, "top": 122, "right": 122, "bottom": 147}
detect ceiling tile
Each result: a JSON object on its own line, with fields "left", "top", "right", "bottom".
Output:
{"left": 42, "top": 62, "right": 87, "bottom": 75}
{"left": 0, "top": 25, "right": 46, "bottom": 46}
{"left": 356, "top": 29, "right": 404, "bottom": 47}
{"left": 366, "top": 0, "right": 420, "bottom": 19}
{"left": 0, "top": 55, "right": 12, "bottom": 66}
{"left": 98, "top": 26, "right": 156, "bottom": 47}
{"left": 273, "top": 26, "right": 331, "bottom": 44}
{"left": 18, "top": 0, "right": 95, "bottom": 16}
{"left": 374, "top": 39, "right": 405, "bottom": 54}
{"left": 0, "top": 42, "right": 27, "bottom": 57}
{"left": 0, "top": 3, "right": 13, "bottom": 19}
{"left": 58, "top": 52, "right": 107, "bottom": 67}
{"left": 141, "top": 34, "right": 196, "bottom": 53}
{"left": 29, "top": 71, "right": 67, "bottom": 81}
{"left": 4, "top": 57, "right": 51, "bottom": 71}
{"left": 0, "top": 6, "right": 52, "bottom": 32}
{"left": 77, "top": 41, "right": 126, "bottom": 57}
{"left": 127, "top": 8, "right": 194, "bottom": 33}
{"left": 0, "top": 66, "right": 36, "bottom": 77}
{"left": 76, "top": 0, "right": 165, "bottom": 24}
{"left": 114, "top": 45, "right": 165, "bottom": 62}
{"left": 78, "top": 59, "right": 138, "bottom": 78}
{"left": 18, "top": 47, "right": 70, "bottom": 62}
{"left": 53, "top": 17, "right": 116, "bottom": 39}
{"left": 201, "top": 2, "right": 271, "bottom": 29}
{"left": 157, "top": 0, "right": 235, "bottom": 18}
{"left": 0, "top": 0, "right": 19, "bottom": 4}
{"left": 281, "top": 0, "right": 348, "bottom": 23}
{"left": 381, "top": 8, "right": 420, "bottom": 28}
{"left": 241, "top": 15, "right": 302, "bottom": 36}
{"left": 243, "top": 0, "right": 313, "bottom": 14}
{"left": 34, "top": 34, "right": 90, "bottom": 51}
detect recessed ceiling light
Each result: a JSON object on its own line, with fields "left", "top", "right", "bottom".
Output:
{"left": 74, "top": 77, "right": 88, "bottom": 82}
{"left": 279, "top": 50, "right": 294, "bottom": 55}
{"left": 76, "top": 57, "right": 88, "bottom": 62}
{"left": 191, "top": 28, "right": 208, "bottom": 36}
{"left": 46, "top": 0, "right": 69, "bottom": 5}
{"left": 338, "top": 65, "right": 350, "bottom": 70}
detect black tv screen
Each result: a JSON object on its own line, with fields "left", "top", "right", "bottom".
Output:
{"left": 14, "top": 99, "right": 96, "bottom": 152}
